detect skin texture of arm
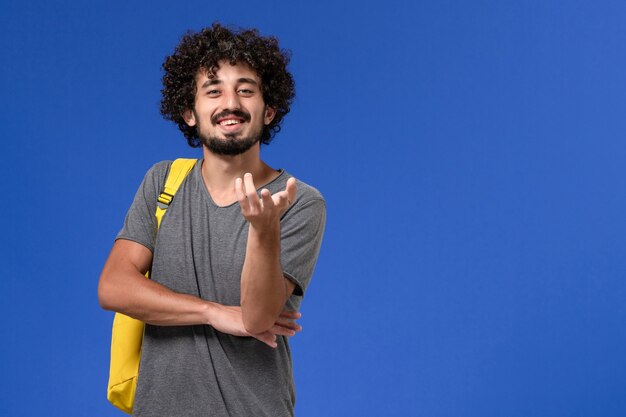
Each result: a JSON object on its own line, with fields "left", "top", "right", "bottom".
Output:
{"left": 98, "top": 239, "right": 300, "bottom": 348}
{"left": 236, "top": 173, "right": 298, "bottom": 334}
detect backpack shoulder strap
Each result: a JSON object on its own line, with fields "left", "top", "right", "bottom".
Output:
{"left": 155, "top": 158, "right": 197, "bottom": 227}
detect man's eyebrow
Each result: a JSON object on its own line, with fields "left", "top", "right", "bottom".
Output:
{"left": 237, "top": 77, "right": 259, "bottom": 86}
{"left": 201, "top": 79, "right": 222, "bottom": 88}
{"left": 199, "top": 78, "right": 259, "bottom": 88}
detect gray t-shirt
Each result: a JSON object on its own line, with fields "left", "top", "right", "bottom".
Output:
{"left": 116, "top": 160, "right": 326, "bottom": 417}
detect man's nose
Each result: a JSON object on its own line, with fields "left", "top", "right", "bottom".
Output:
{"left": 223, "top": 90, "right": 241, "bottom": 110}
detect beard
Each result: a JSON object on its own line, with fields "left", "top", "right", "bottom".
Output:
{"left": 195, "top": 109, "right": 261, "bottom": 156}
{"left": 200, "top": 132, "right": 260, "bottom": 156}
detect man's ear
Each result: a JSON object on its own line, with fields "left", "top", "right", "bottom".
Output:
{"left": 183, "top": 109, "right": 196, "bottom": 127}
{"left": 264, "top": 106, "right": 276, "bottom": 125}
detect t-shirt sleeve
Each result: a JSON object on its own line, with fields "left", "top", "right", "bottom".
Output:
{"left": 280, "top": 192, "right": 326, "bottom": 297}
{"left": 116, "top": 161, "right": 171, "bottom": 252}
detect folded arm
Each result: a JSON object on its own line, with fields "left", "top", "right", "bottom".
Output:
{"left": 98, "top": 239, "right": 300, "bottom": 347}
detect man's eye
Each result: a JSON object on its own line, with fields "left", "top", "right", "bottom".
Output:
{"left": 207, "top": 89, "right": 220, "bottom": 95}
{"left": 238, "top": 89, "right": 254, "bottom": 95}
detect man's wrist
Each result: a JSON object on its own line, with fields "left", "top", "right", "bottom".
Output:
{"left": 248, "top": 221, "right": 280, "bottom": 244}
{"left": 203, "top": 301, "right": 219, "bottom": 326}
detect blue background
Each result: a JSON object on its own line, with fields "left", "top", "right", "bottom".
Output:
{"left": 1, "top": 1, "right": 625, "bottom": 416}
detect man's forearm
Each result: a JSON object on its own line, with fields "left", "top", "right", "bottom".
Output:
{"left": 99, "top": 237, "right": 300, "bottom": 349}
{"left": 236, "top": 174, "right": 298, "bottom": 334}
{"left": 99, "top": 261, "right": 216, "bottom": 326}
{"left": 240, "top": 223, "right": 289, "bottom": 334}
{"left": 99, "top": 261, "right": 300, "bottom": 348}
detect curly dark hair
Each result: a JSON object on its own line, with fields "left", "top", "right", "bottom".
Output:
{"left": 160, "top": 23, "right": 295, "bottom": 148}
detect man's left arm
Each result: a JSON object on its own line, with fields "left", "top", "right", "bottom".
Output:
{"left": 236, "top": 173, "right": 323, "bottom": 334}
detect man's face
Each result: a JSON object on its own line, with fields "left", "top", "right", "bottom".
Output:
{"left": 184, "top": 60, "right": 275, "bottom": 155}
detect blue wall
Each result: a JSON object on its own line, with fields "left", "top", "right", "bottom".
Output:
{"left": 1, "top": 1, "right": 625, "bottom": 415}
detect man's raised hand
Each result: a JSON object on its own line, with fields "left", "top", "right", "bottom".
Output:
{"left": 235, "top": 173, "right": 297, "bottom": 230}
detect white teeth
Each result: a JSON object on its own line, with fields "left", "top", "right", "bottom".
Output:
{"left": 220, "top": 119, "right": 241, "bottom": 126}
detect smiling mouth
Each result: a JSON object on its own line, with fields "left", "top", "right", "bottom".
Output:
{"left": 212, "top": 110, "right": 251, "bottom": 127}
{"left": 218, "top": 118, "right": 243, "bottom": 126}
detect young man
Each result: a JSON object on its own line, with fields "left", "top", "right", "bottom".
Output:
{"left": 98, "top": 23, "right": 326, "bottom": 416}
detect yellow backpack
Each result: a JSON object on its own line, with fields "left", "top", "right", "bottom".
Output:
{"left": 107, "top": 158, "right": 197, "bottom": 414}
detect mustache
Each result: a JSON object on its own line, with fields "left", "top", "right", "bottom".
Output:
{"left": 211, "top": 110, "right": 251, "bottom": 125}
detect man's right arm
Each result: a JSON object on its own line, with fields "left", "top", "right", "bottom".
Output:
{"left": 98, "top": 239, "right": 300, "bottom": 347}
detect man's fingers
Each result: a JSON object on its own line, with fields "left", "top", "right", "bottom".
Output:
{"left": 286, "top": 177, "right": 297, "bottom": 205}
{"left": 276, "top": 310, "right": 302, "bottom": 331}
{"left": 271, "top": 191, "right": 288, "bottom": 208}
{"left": 238, "top": 174, "right": 296, "bottom": 220}
{"left": 274, "top": 319, "right": 302, "bottom": 332}
{"left": 235, "top": 178, "right": 250, "bottom": 212}
{"left": 270, "top": 324, "right": 297, "bottom": 337}
{"left": 279, "top": 310, "right": 301, "bottom": 319}
{"left": 251, "top": 311, "right": 302, "bottom": 346}
{"left": 261, "top": 188, "right": 273, "bottom": 209}
{"left": 243, "top": 173, "right": 260, "bottom": 210}
{"left": 254, "top": 332, "right": 278, "bottom": 348}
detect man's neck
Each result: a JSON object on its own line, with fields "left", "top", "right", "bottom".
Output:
{"left": 200, "top": 144, "right": 278, "bottom": 206}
